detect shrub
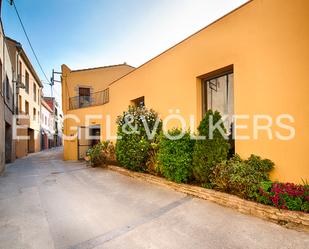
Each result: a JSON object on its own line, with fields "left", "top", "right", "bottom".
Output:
{"left": 86, "top": 141, "right": 115, "bottom": 167}
{"left": 210, "top": 154, "right": 274, "bottom": 199}
{"left": 258, "top": 181, "right": 309, "bottom": 212}
{"left": 157, "top": 129, "right": 195, "bottom": 183}
{"left": 115, "top": 106, "right": 162, "bottom": 172}
{"left": 146, "top": 140, "right": 160, "bottom": 173}
{"left": 192, "top": 110, "right": 230, "bottom": 183}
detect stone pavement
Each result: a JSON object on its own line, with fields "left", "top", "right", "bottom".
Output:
{"left": 0, "top": 148, "right": 308, "bottom": 249}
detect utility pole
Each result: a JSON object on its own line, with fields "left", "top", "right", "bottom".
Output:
{"left": 50, "top": 69, "right": 61, "bottom": 97}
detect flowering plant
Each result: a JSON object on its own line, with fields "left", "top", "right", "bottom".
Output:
{"left": 258, "top": 181, "right": 309, "bottom": 212}
{"left": 116, "top": 105, "right": 162, "bottom": 172}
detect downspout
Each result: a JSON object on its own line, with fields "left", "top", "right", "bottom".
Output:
{"left": 15, "top": 44, "right": 22, "bottom": 115}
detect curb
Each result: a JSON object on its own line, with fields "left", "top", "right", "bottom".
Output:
{"left": 107, "top": 165, "right": 309, "bottom": 233}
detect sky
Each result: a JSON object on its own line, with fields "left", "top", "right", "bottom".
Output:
{"left": 2, "top": 0, "right": 248, "bottom": 104}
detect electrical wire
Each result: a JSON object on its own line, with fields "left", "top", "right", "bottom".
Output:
{"left": 10, "top": 0, "right": 51, "bottom": 84}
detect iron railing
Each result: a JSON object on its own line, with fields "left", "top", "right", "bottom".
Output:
{"left": 69, "top": 88, "right": 109, "bottom": 110}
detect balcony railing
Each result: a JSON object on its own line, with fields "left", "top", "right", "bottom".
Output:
{"left": 69, "top": 88, "right": 109, "bottom": 110}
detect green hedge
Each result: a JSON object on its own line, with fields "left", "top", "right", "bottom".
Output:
{"left": 210, "top": 154, "right": 274, "bottom": 199}
{"left": 192, "top": 110, "right": 230, "bottom": 184}
{"left": 115, "top": 106, "right": 162, "bottom": 172}
{"left": 157, "top": 129, "right": 195, "bottom": 183}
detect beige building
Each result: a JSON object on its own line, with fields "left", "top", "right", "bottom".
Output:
{"left": 6, "top": 37, "right": 43, "bottom": 157}
{"left": 0, "top": 13, "right": 15, "bottom": 172}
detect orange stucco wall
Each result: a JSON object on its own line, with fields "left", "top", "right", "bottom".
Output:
{"left": 62, "top": 0, "right": 309, "bottom": 183}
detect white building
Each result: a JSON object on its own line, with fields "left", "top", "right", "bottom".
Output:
{"left": 41, "top": 98, "right": 54, "bottom": 150}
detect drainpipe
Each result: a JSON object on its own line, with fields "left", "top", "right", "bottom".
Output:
{"left": 15, "top": 43, "right": 22, "bottom": 116}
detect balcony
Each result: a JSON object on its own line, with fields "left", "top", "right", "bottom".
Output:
{"left": 69, "top": 88, "right": 109, "bottom": 110}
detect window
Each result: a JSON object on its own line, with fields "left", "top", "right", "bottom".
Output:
{"left": 79, "top": 87, "right": 91, "bottom": 107}
{"left": 33, "top": 108, "right": 36, "bottom": 121}
{"left": 19, "top": 95, "right": 22, "bottom": 113}
{"left": 33, "top": 83, "right": 37, "bottom": 101}
{"left": 131, "top": 96, "right": 145, "bottom": 107}
{"left": 45, "top": 116, "right": 47, "bottom": 125}
{"left": 18, "top": 61, "right": 22, "bottom": 83}
{"left": 202, "top": 69, "right": 234, "bottom": 133}
{"left": 25, "top": 71, "right": 29, "bottom": 93}
{"left": 5, "top": 75, "right": 10, "bottom": 100}
{"left": 37, "top": 89, "right": 40, "bottom": 103}
{"left": 25, "top": 101, "right": 29, "bottom": 115}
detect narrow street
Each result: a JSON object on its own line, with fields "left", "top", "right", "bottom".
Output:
{"left": 0, "top": 148, "right": 308, "bottom": 249}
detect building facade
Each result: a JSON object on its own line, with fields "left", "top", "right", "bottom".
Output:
{"left": 41, "top": 98, "right": 54, "bottom": 150}
{"left": 43, "top": 97, "right": 63, "bottom": 148}
{"left": 6, "top": 37, "right": 43, "bottom": 157}
{"left": 62, "top": 0, "right": 309, "bottom": 183}
{"left": 0, "top": 6, "right": 16, "bottom": 173}
{"left": 62, "top": 64, "right": 135, "bottom": 159}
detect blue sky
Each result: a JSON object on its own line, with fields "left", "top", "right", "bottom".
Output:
{"left": 2, "top": 0, "right": 247, "bottom": 102}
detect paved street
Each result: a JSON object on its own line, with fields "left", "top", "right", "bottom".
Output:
{"left": 0, "top": 148, "right": 308, "bottom": 249}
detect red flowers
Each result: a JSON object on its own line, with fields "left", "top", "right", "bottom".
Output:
{"left": 258, "top": 181, "right": 309, "bottom": 212}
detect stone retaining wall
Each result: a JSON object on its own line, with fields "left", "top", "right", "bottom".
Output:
{"left": 107, "top": 165, "right": 309, "bottom": 233}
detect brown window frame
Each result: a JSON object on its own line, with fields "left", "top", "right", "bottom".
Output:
{"left": 33, "top": 108, "right": 36, "bottom": 121}
{"left": 25, "top": 100, "right": 29, "bottom": 115}
{"left": 131, "top": 96, "right": 145, "bottom": 107}
{"left": 33, "top": 83, "right": 37, "bottom": 102}
{"left": 25, "top": 70, "right": 29, "bottom": 94}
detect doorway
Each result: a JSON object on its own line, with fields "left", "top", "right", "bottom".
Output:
{"left": 5, "top": 122, "right": 12, "bottom": 163}
{"left": 28, "top": 128, "right": 35, "bottom": 153}
{"left": 77, "top": 126, "right": 101, "bottom": 160}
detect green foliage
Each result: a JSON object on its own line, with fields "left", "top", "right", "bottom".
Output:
{"left": 86, "top": 141, "right": 115, "bottom": 167}
{"left": 210, "top": 154, "right": 274, "bottom": 199}
{"left": 157, "top": 129, "right": 195, "bottom": 183}
{"left": 192, "top": 110, "right": 230, "bottom": 183}
{"left": 115, "top": 106, "right": 162, "bottom": 172}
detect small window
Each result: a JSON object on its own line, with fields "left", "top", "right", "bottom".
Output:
{"left": 18, "top": 61, "right": 22, "bottom": 83}
{"left": 25, "top": 71, "right": 29, "bottom": 93}
{"left": 25, "top": 101, "right": 29, "bottom": 115}
{"left": 33, "top": 83, "right": 37, "bottom": 101}
{"left": 131, "top": 96, "right": 145, "bottom": 107}
{"left": 19, "top": 95, "right": 22, "bottom": 113}
{"left": 33, "top": 108, "right": 36, "bottom": 121}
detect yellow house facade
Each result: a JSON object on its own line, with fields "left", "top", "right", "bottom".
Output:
{"left": 62, "top": 0, "right": 309, "bottom": 183}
